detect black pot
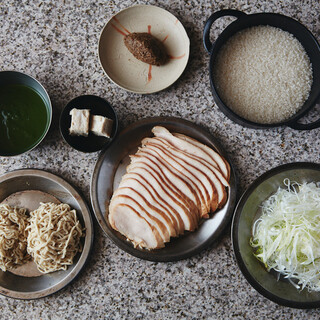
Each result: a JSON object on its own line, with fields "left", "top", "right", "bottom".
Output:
{"left": 203, "top": 9, "right": 320, "bottom": 130}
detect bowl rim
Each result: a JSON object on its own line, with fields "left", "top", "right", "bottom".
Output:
{"left": 0, "top": 70, "right": 52, "bottom": 157}
{"left": 231, "top": 161, "right": 320, "bottom": 308}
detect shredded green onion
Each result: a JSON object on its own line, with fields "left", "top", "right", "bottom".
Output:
{"left": 250, "top": 179, "right": 320, "bottom": 291}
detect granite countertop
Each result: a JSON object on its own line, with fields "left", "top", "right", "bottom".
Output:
{"left": 1, "top": 0, "right": 320, "bottom": 319}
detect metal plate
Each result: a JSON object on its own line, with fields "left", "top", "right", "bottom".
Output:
{"left": 0, "top": 169, "right": 94, "bottom": 299}
{"left": 91, "top": 117, "right": 237, "bottom": 261}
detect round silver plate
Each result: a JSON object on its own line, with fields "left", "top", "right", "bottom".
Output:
{"left": 0, "top": 169, "right": 93, "bottom": 299}
{"left": 91, "top": 117, "right": 237, "bottom": 261}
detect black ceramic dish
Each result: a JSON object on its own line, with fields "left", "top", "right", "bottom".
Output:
{"left": 60, "top": 95, "right": 118, "bottom": 152}
{"left": 91, "top": 117, "right": 237, "bottom": 262}
{"left": 232, "top": 162, "right": 320, "bottom": 308}
{"left": 203, "top": 10, "right": 320, "bottom": 130}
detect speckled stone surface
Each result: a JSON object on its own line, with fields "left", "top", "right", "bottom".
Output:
{"left": 1, "top": 0, "right": 320, "bottom": 319}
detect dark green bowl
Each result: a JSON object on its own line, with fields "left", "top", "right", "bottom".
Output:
{"left": 232, "top": 162, "right": 320, "bottom": 308}
{"left": 0, "top": 71, "right": 52, "bottom": 156}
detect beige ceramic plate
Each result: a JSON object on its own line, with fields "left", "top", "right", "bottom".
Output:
{"left": 98, "top": 5, "right": 190, "bottom": 94}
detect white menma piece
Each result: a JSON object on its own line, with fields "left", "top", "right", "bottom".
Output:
{"left": 69, "top": 108, "right": 90, "bottom": 136}
{"left": 90, "top": 115, "right": 113, "bottom": 138}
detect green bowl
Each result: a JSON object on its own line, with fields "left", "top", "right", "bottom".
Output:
{"left": 232, "top": 162, "right": 320, "bottom": 308}
{"left": 0, "top": 71, "right": 52, "bottom": 156}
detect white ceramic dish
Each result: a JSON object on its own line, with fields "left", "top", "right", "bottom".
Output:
{"left": 98, "top": 5, "right": 190, "bottom": 94}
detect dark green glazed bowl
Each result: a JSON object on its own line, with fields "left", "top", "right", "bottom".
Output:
{"left": 232, "top": 162, "right": 320, "bottom": 308}
{"left": 0, "top": 71, "right": 52, "bottom": 156}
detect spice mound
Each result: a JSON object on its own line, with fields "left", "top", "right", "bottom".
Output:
{"left": 124, "top": 33, "right": 168, "bottom": 66}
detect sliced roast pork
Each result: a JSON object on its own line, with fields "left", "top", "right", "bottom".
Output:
{"left": 141, "top": 137, "right": 228, "bottom": 209}
{"left": 117, "top": 176, "right": 178, "bottom": 237}
{"left": 128, "top": 155, "right": 201, "bottom": 224}
{"left": 141, "top": 139, "right": 220, "bottom": 215}
{"left": 110, "top": 192, "right": 170, "bottom": 243}
{"left": 108, "top": 204, "right": 164, "bottom": 249}
{"left": 135, "top": 148, "right": 206, "bottom": 217}
{"left": 124, "top": 164, "right": 196, "bottom": 232}
{"left": 152, "top": 126, "right": 229, "bottom": 181}
{"left": 173, "top": 133, "right": 230, "bottom": 180}
{"left": 139, "top": 144, "right": 211, "bottom": 216}
{"left": 108, "top": 126, "right": 230, "bottom": 250}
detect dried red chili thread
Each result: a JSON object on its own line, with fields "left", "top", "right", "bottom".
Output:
{"left": 168, "top": 53, "right": 186, "bottom": 59}
{"left": 162, "top": 35, "right": 169, "bottom": 42}
{"left": 111, "top": 23, "right": 127, "bottom": 36}
{"left": 148, "top": 65, "right": 152, "bottom": 82}
{"left": 113, "top": 17, "right": 131, "bottom": 34}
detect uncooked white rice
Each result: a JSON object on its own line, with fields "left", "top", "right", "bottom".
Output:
{"left": 213, "top": 25, "right": 313, "bottom": 124}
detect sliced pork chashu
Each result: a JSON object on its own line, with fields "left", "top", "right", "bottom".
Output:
{"left": 136, "top": 147, "right": 208, "bottom": 217}
{"left": 108, "top": 126, "right": 230, "bottom": 250}
{"left": 173, "top": 133, "right": 230, "bottom": 180}
{"left": 110, "top": 192, "right": 169, "bottom": 243}
{"left": 124, "top": 164, "right": 196, "bottom": 232}
{"left": 117, "top": 176, "right": 179, "bottom": 237}
{"left": 142, "top": 137, "right": 228, "bottom": 209}
{"left": 139, "top": 144, "right": 212, "bottom": 216}
{"left": 130, "top": 152, "right": 202, "bottom": 221}
{"left": 121, "top": 172, "right": 187, "bottom": 234}
{"left": 128, "top": 156, "right": 200, "bottom": 226}
{"left": 151, "top": 136, "right": 229, "bottom": 187}
{"left": 109, "top": 204, "right": 164, "bottom": 249}
{"left": 149, "top": 136, "right": 229, "bottom": 187}
{"left": 141, "top": 140, "right": 220, "bottom": 214}
{"left": 152, "top": 126, "right": 229, "bottom": 182}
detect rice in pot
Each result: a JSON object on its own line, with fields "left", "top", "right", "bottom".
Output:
{"left": 213, "top": 25, "right": 313, "bottom": 124}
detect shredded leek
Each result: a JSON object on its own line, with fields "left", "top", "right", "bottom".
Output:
{"left": 250, "top": 179, "right": 320, "bottom": 291}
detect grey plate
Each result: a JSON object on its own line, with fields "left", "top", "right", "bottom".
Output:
{"left": 232, "top": 162, "right": 320, "bottom": 308}
{"left": 0, "top": 169, "right": 94, "bottom": 299}
{"left": 91, "top": 117, "right": 237, "bottom": 261}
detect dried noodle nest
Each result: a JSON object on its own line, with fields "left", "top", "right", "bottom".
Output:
{"left": 0, "top": 204, "right": 30, "bottom": 271}
{"left": 26, "top": 202, "right": 83, "bottom": 273}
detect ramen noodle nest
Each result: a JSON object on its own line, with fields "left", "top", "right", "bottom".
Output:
{"left": 26, "top": 202, "right": 83, "bottom": 273}
{"left": 0, "top": 204, "right": 30, "bottom": 271}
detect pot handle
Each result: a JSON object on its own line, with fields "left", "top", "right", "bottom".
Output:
{"left": 288, "top": 107, "right": 320, "bottom": 130}
{"left": 203, "top": 9, "right": 247, "bottom": 54}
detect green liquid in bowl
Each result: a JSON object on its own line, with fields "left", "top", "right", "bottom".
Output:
{"left": 0, "top": 84, "right": 49, "bottom": 156}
